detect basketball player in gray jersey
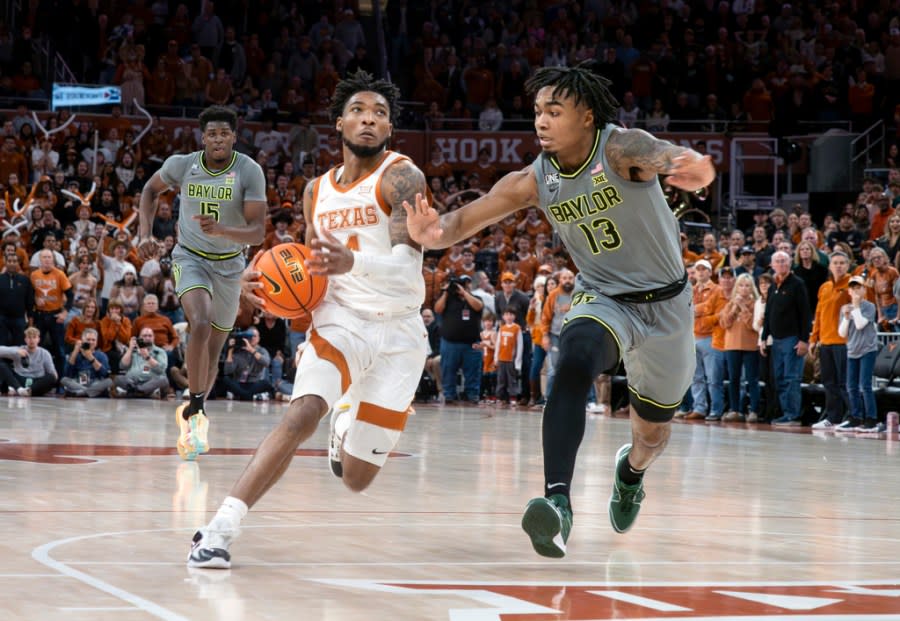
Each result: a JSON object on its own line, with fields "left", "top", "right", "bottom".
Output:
{"left": 138, "top": 106, "right": 267, "bottom": 461}
{"left": 405, "top": 62, "right": 715, "bottom": 557}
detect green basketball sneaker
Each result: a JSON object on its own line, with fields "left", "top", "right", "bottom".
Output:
{"left": 609, "top": 444, "right": 646, "bottom": 533}
{"left": 521, "top": 494, "right": 573, "bottom": 558}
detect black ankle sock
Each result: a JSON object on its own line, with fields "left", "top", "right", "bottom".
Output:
{"left": 617, "top": 455, "right": 645, "bottom": 486}
{"left": 544, "top": 483, "right": 571, "bottom": 505}
{"left": 185, "top": 393, "right": 205, "bottom": 419}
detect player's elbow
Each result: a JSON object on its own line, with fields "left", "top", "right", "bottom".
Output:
{"left": 250, "top": 223, "right": 266, "bottom": 245}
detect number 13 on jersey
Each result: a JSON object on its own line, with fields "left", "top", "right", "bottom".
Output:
{"left": 577, "top": 217, "right": 622, "bottom": 255}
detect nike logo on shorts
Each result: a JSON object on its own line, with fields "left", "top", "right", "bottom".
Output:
{"left": 371, "top": 448, "right": 389, "bottom": 455}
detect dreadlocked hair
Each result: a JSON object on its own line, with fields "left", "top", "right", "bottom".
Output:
{"left": 329, "top": 69, "right": 402, "bottom": 124}
{"left": 524, "top": 60, "right": 619, "bottom": 128}
{"left": 199, "top": 105, "right": 237, "bottom": 131}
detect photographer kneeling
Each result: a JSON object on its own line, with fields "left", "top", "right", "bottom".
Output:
{"left": 222, "top": 327, "right": 272, "bottom": 401}
{"left": 435, "top": 274, "right": 484, "bottom": 405}
{"left": 113, "top": 327, "right": 170, "bottom": 398}
{"left": 60, "top": 328, "right": 113, "bottom": 397}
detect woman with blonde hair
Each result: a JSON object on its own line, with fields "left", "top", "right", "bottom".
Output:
{"left": 867, "top": 246, "right": 899, "bottom": 326}
{"left": 793, "top": 239, "right": 828, "bottom": 314}
{"left": 719, "top": 273, "right": 760, "bottom": 422}
{"left": 879, "top": 213, "right": 900, "bottom": 263}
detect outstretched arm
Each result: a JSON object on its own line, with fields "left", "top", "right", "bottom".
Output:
{"left": 605, "top": 128, "right": 716, "bottom": 191}
{"left": 404, "top": 166, "right": 539, "bottom": 249}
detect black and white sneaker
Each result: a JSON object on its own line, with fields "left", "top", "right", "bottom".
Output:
{"left": 187, "top": 528, "right": 234, "bottom": 569}
{"left": 328, "top": 401, "right": 352, "bottom": 478}
{"left": 858, "top": 421, "right": 885, "bottom": 433}
{"left": 835, "top": 418, "right": 861, "bottom": 432}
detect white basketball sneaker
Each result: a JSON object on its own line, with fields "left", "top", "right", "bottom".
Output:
{"left": 187, "top": 526, "right": 237, "bottom": 569}
{"left": 328, "top": 401, "right": 353, "bottom": 478}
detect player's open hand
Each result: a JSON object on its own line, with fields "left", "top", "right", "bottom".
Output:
{"left": 193, "top": 214, "right": 223, "bottom": 236}
{"left": 240, "top": 256, "right": 266, "bottom": 310}
{"left": 402, "top": 193, "right": 443, "bottom": 247}
{"left": 307, "top": 228, "right": 353, "bottom": 275}
{"left": 136, "top": 236, "right": 162, "bottom": 261}
{"left": 665, "top": 153, "right": 716, "bottom": 192}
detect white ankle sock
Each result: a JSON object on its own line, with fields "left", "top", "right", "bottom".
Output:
{"left": 211, "top": 496, "right": 248, "bottom": 531}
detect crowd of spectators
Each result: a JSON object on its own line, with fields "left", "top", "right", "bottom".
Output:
{"left": 3, "top": 0, "right": 900, "bottom": 134}
{"left": 0, "top": 0, "right": 899, "bottom": 423}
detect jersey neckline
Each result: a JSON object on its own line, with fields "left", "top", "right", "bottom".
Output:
{"left": 548, "top": 129, "right": 601, "bottom": 178}
{"left": 199, "top": 151, "right": 238, "bottom": 176}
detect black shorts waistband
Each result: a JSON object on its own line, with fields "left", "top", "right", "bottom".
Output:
{"left": 612, "top": 272, "right": 689, "bottom": 304}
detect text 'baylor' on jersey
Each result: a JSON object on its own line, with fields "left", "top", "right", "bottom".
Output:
{"left": 159, "top": 151, "right": 267, "bottom": 259}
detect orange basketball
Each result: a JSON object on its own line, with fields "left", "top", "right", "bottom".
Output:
{"left": 254, "top": 243, "right": 328, "bottom": 319}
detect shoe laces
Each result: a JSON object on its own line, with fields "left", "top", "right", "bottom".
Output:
{"left": 616, "top": 481, "right": 645, "bottom": 513}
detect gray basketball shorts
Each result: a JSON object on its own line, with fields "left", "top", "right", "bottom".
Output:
{"left": 171, "top": 245, "right": 245, "bottom": 332}
{"left": 561, "top": 280, "right": 695, "bottom": 421}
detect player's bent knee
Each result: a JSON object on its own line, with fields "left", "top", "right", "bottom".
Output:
{"left": 630, "top": 395, "right": 677, "bottom": 423}
{"left": 283, "top": 395, "right": 328, "bottom": 438}
{"left": 558, "top": 318, "right": 620, "bottom": 378}
{"left": 339, "top": 455, "right": 381, "bottom": 493}
{"left": 632, "top": 416, "right": 671, "bottom": 447}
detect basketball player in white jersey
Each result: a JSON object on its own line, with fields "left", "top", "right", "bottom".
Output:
{"left": 188, "top": 71, "right": 429, "bottom": 568}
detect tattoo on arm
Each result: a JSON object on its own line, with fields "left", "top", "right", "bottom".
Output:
{"left": 383, "top": 161, "right": 425, "bottom": 250}
{"left": 606, "top": 129, "right": 689, "bottom": 182}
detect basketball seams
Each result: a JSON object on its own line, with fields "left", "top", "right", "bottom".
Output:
{"left": 256, "top": 243, "right": 327, "bottom": 319}
{"left": 267, "top": 246, "right": 311, "bottom": 316}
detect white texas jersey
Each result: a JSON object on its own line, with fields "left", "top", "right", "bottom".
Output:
{"left": 311, "top": 151, "right": 424, "bottom": 314}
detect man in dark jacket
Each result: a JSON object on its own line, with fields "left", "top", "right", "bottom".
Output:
{"left": 0, "top": 253, "right": 33, "bottom": 346}
{"left": 761, "top": 250, "right": 811, "bottom": 426}
{"left": 435, "top": 274, "right": 483, "bottom": 404}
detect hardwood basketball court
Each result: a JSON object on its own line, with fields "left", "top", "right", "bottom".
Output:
{"left": 2, "top": 396, "right": 898, "bottom": 620}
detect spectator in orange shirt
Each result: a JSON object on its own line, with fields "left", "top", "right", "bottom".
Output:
{"left": 65, "top": 298, "right": 101, "bottom": 350}
{"left": 0, "top": 136, "right": 27, "bottom": 189}
{"left": 541, "top": 269, "right": 575, "bottom": 398}
{"left": 685, "top": 259, "right": 725, "bottom": 420}
{"left": 698, "top": 232, "right": 724, "bottom": 270}
{"left": 422, "top": 251, "right": 449, "bottom": 311}
{"left": 869, "top": 193, "right": 895, "bottom": 241}
{"left": 719, "top": 273, "right": 761, "bottom": 422}
{"left": 868, "top": 246, "right": 899, "bottom": 324}
{"left": 98, "top": 298, "right": 132, "bottom": 374}
{"left": 808, "top": 251, "right": 852, "bottom": 426}
{"left": 30, "top": 248, "right": 72, "bottom": 373}
{"left": 681, "top": 232, "right": 700, "bottom": 265}
{"left": 423, "top": 144, "right": 453, "bottom": 182}
{"left": 517, "top": 206, "right": 552, "bottom": 238}
{"left": 495, "top": 308, "right": 523, "bottom": 405}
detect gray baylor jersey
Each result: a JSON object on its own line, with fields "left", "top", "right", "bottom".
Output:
{"left": 533, "top": 124, "right": 684, "bottom": 296}
{"left": 159, "top": 151, "right": 266, "bottom": 259}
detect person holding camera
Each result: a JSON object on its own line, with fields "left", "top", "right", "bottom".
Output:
{"left": 0, "top": 326, "right": 57, "bottom": 396}
{"left": 60, "top": 328, "right": 113, "bottom": 397}
{"left": 435, "top": 273, "right": 484, "bottom": 404}
{"left": 221, "top": 327, "right": 272, "bottom": 401}
{"left": 113, "top": 327, "right": 170, "bottom": 398}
